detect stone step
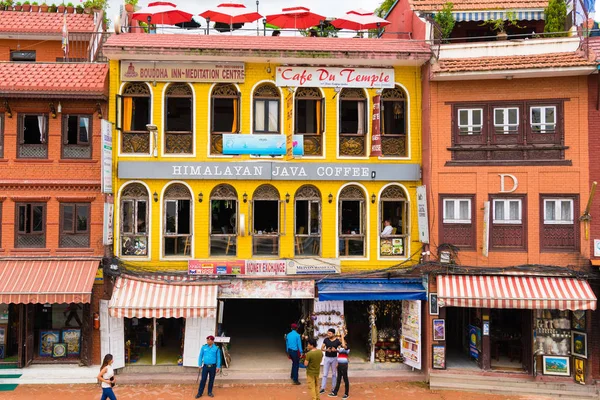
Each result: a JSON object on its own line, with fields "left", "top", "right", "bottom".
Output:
{"left": 430, "top": 381, "right": 598, "bottom": 399}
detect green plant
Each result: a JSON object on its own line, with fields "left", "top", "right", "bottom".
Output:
{"left": 125, "top": 0, "right": 137, "bottom": 5}
{"left": 544, "top": 0, "right": 567, "bottom": 37}
{"left": 15, "top": 2, "right": 21, "bottom": 5}
{"left": 375, "top": 0, "right": 395, "bottom": 18}
{"left": 66, "top": 1, "right": 73, "bottom": 5}
{"left": 32, "top": 1, "right": 38, "bottom": 4}
{"left": 83, "top": 0, "right": 91, "bottom": 7}
{"left": 48, "top": 3, "right": 56, "bottom": 11}
{"left": 434, "top": 2, "right": 456, "bottom": 41}
{"left": 23, "top": 1, "right": 30, "bottom": 4}
{"left": 480, "top": 11, "right": 524, "bottom": 34}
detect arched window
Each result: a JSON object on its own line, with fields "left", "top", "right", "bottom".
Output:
{"left": 120, "top": 82, "right": 151, "bottom": 154}
{"left": 211, "top": 83, "right": 240, "bottom": 155}
{"left": 252, "top": 184, "right": 280, "bottom": 256}
{"left": 210, "top": 184, "right": 238, "bottom": 256}
{"left": 295, "top": 185, "right": 321, "bottom": 256}
{"left": 120, "top": 183, "right": 149, "bottom": 256}
{"left": 381, "top": 86, "right": 407, "bottom": 157}
{"left": 295, "top": 87, "right": 323, "bottom": 156}
{"left": 339, "top": 88, "right": 368, "bottom": 157}
{"left": 338, "top": 185, "right": 366, "bottom": 257}
{"left": 165, "top": 83, "right": 193, "bottom": 154}
{"left": 253, "top": 83, "right": 280, "bottom": 134}
{"left": 163, "top": 183, "right": 192, "bottom": 256}
{"left": 379, "top": 185, "right": 408, "bottom": 257}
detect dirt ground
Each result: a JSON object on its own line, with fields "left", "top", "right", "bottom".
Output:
{"left": 0, "top": 381, "right": 547, "bottom": 400}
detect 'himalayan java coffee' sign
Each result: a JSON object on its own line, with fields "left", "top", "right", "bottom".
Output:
{"left": 121, "top": 61, "right": 245, "bottom": 83}
{"left": 275, "top": 67, "right": 395, "bottom": 88}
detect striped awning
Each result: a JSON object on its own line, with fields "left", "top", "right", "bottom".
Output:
{"left": 109, "top": 276, "right": 218, "bottom": 318}
{"left": 450, "top": 11, "right": 545, "bottom": 22}
{"left": 0, "top": 259, "right": 99, "bottom": 304}
{"left": 437, "top": 275, "right": 597, "bottom": 311}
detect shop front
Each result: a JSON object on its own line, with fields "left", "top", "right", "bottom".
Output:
{"left": 430, "top": 274, "right": 596, "bottom": 380}
{"left": 0, "top": 259, "right": 99, "bottom": 367}
{"left": 316, "top": 278, "right": 426, "bottom": 369}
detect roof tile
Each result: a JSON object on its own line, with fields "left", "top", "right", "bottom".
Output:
{"left": 409, "top": 0, "right": 548, "bottom": 11}
{"left": 0, "top": 10, "right": 96, "bottom": 33}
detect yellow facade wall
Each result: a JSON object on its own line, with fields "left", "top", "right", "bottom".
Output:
{"left": 109, "top": 60, "right": 423, "bottom": 272}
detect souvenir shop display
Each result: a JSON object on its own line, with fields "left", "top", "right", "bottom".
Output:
{"left": 312, "top": 300, "right": 345, "bottom": 342}
{"left": 534, "top": 310, "right": 572, "bottom": 357}
{"left": 370, "top": 302, "right": 404, "bottom": 364}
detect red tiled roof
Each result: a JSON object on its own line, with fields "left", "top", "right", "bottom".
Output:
{"left": 104, "top": 33, "right": 430, "bottom": 56}
{"left": 409, "top": 0, "right": 548, "bottom": 11}
{"left": 434, "top": 52, "right": 595, "bottom": 73}
{"left": 587, "top": 37, "right": 600, "bottom": 61}
{"left": 0, "top": 11, "right": 96, "bottom": 33}
{"left": 0, "top": 63, "right": 108, "bottom": 98}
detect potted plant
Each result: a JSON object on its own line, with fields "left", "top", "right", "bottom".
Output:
{"left": 75, "top": 2, "right": 82, "bottom": 13}
{"left": 48, "top": 2, "right": 56, "bottom": 11}
{"left": 22, "top": 0, "right": 30, "bottom": 11}
{"left": 14, "top": 1, "right": 22, "bottom": 10}
{"left": 6, "top": 0, "right": 15, "bottom": 10}
{"left": 57, "top": 1, "right": 64, "bottom": 12}
{"left": 82, "top": 0, "right": 91, "bottom": 13}
{"left": 31, "top": 1, "right": 39, "bottom": 11}
{"left": 65, "top": 1, "right": 73, "bottom": 12}
{"left": 480, "top": 11, "right": 524, "bottom": 40}
{"left": 544, "top": 0, "right": 567, "bottom": 37}
{"left": 124, "top": 0, "right": 136, "bottom": 12}
{"left": 434, "top": 2, "right": 456, "bottom": 43}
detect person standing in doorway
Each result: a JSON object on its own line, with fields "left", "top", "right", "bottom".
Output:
{"left": 286, "top": 323, "right": 302, "bottom": 385}
{"left": 304, "top": 338, "right": 323, "bottom": 400}
{"left": 320, "top": 328, "right": 341, "bottom": 394}
{"left": 97, "top": 354, "right": 117, "bottom": 400}
{"left": 328, "top": 335, "right": 350, "bottom": 399}
{"left": 196, "top": 336, "right": 221, "bottom": 398}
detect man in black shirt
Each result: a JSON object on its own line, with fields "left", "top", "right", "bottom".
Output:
{"left": 320, "top": 329, "right": 341, "bottom": 394}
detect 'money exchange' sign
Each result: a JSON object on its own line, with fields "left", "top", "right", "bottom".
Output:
{"left": 275, "top": 66, "right": 395, "bottom": 88}
{"left": 121, "top": 61, "right": 245, "bottom": 83}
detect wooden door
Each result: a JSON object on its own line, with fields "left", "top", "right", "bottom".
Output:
{"left": 80, "top": 303, "right": 92, "bottom": 366}
{"left": 17, "top": 304, "right": 24, "bottom": 368}
{"left": 24, "top": 304, "right": 34, "bottom": 367}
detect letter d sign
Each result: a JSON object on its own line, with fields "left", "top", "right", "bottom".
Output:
{"left": 499, "top": 174, "right": 518, "bottom": 193}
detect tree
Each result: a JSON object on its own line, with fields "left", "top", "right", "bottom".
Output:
{"left": 375, "top": 0, "right": 396, "bottom": 18}
{"left": 544, "top": 0, "right": 568, "bottom": 37}
{"left": 434, "top": 2, "right": 455, "bottom": 41}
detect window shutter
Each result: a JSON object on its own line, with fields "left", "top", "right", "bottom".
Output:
{"left": 115, "top": 94, "right": 123, "bottom": 131}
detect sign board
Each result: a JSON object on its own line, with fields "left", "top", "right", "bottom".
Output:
{"left": 222, "top": 134, "right": 303, "bottom": 156}
{"left": 103, "top": 202, "right": 114, "bottom": 246}
{"left": 121, "top": 61, "right": 245, "bottom": 83}
{"left": 287, "top": 259, "right": 340, "bottom": 275}
{"left": 416, "top": 186, "right": 429, "bottom": 244}
{"left": 594, "top": 239, "right": 600, "bottom": 257}
{"left": 120, "top": 161, "right": 421, "bottom": 182}
{"left": 401, "top": 300, "right": 421, "bottom": 370}
{"left": 101, "top": 120, "right": 113, "bottom": 194}
{"left": 218, "top": 279, "right": 314, "bottom": 299}
{"left": 188, "top": 260, "right": 245, "bottom": 276}
{"left": 276, "top": 66, "right": 394, "bottom": 88}
{"left": 370, "top": 95, "right": 382, "bottom": 157}
{"left": 245, "top": 260, "right": 287, "bottom": 275}
{"left": 482, "top": 201, "right": 490, "bottom": 257}
{"left": 285, "top": 93, "right": 294, "bottom": 160}
{"left": 188, "top": 259, "right": 340, "bottom": 276}
{"left": 95, "top": 267, "right": 104, "bottom": 285}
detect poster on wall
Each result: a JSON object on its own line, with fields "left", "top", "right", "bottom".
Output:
{"left": 401, "top": 300, "right": 421, "bottom": 370}
{"left": 39, "top": 330, "right": 61, "bottom": 357}
{"left": 468, "top": 325, "right": 480, "bottom": 360}
{"left": 62, "top": 329, "right": 81, "bottom": 356}
{"left": 574, "top": 357, "right": 586, "bottom": 384}
{"left": 432, "top": 345, "right": 446, "bottom": 369}
{"left": 101, "top": 119, "right": 113, "bottom": 194}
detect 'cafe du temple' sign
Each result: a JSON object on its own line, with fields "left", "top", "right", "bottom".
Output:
{"left": 121, "top": 61, "right": 245, "bottom": 83}
{"left": 275, "top": 66, "right": 395, "bottom": 88}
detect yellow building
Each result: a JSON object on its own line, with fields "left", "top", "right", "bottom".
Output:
{"left": 101, "top": 33, "right": 431, "bottom": 369}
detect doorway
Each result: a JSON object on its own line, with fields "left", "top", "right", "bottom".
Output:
{"left": 124, "top": 317, "right": 184, "bottom": 365}
{"left": 0, "top": 304, "right": 19, "bottom": 364}
{"left": 489, "top": 309, "right": 530, "bottom": 372}
{"left": 445, "top": 307, "right": 480, "bottom": 369}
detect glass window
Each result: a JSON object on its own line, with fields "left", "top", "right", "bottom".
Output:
{"left": 458, "top": 108, "right": 483, "bottom": 135}
{"left": 60, "top": 203, "right": 90, "bottom": 248}
{"left": 530, "top": 106, "right": 556, "bottom": 133}
{"left": 379, "top": 186, "right": 408, "bottom": 257}
{"left": 210, "top": 185, "right": 238, "bottom": 256}
{"left": 494, "top": 107, "right": 519, "bottom": 134}
{"left": 493, "top": 199, "right": 522, "bottom": 224}
{"left": 62, "top": 115, "right": 91, "bottom": 158}
{"left": 295, "top": 185, "right": 321, "bottom": 257}
{"left": 443, "top": 199, "right": 471, "bottom": 223}
{"left": 120, "top": 183, "right": 149, "bottom": 256}
{"left": 544, "top": 199, "right": 574, "bottom": 224}
{"left": 380, "top": 86, "right": 408, "bottom": 157}
{"left": 120, "top": 83, "right": 151, "bottom": 154}
{"left": 295, "top": 87, "right": 323, "bottom": 156}
{"left": 253, "top": 84, "right": 280, "bottom": 134}
{"left": 252, "top": 185, "right": 280, "bottom": 256}
{"left": 165, "top": 83, "right": 193, "bottom": 154}
{"left": 338, "top": 185, "right": 365, "bottom": 257}
{"left": 15, "top": 203, "right": 45, "bottom": 248}
{"left": 339, "top": 89, "right": 367, "bottom": 157}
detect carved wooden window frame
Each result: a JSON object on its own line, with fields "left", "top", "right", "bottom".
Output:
{"left": 118, "top": 83, "right": 152, "bottom": 154}
{"left": 439, "top": 195, "right": 476, "bottom": 250}
{"left": 540, "top": 194, "right": 579, "bottom": 252}
{"left": 253, "top": 83, "right": 281, "bottom": 134}
{"left": 489, "top": 194, "right": 527, "bottom": 251}
{"left": 163, "top": 183, "right": 192, "bottom": 257}
{"left": 380, "top": 86, "right": 408, "bottom": 157}
{"left": 59, "top": 202, "right": 90, "bottom": 248}
{"left": 295, "top": 87, "right": 324, "bottom": 156}
{"left": 120, "top": 183, "right": 149, "bottom": 257}
{"left": 294, "top": 185, "right": 321, "bottom": 257}
{"left": 339, "top": 88, "right": 368, "bottom": 157}
{"left": 18, "top": 113, "right": 48, "bottom": 159}
{"left": 209, "top": 184, "right": 238, "bottom": 257}
{"left": 15, "top": 202, "right": 46, "bottom": 248}
{"left": 338, "top": 185, "right": 366, "bottom": 257}
{"left": 62, "top": 114, "right": 92, "bottom": 159}
{"left": 165, "top": 83, "right": 194, "bottom": 154}
{"left": 210, "top": 83, "right": 240, "bottom": 155}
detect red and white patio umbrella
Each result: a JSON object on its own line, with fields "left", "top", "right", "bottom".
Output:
{"left": 199, "top": 3, "right": 263, "bottom": 25}
{"left": 132, "top": 1, "right": 193, "bottom": 25}
{"left": 266, "top": 6, "right": 326, "bottom": 30}
{"left": 331, "top": 8, "right": 391, "bottom": 31}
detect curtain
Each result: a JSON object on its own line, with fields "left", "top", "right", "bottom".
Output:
{"left": 561, "top": 201, "right": 571, "bottom": 222}
{"left": 37, "top": 116, "right": 46, "bottom": 143}
{"left": 123, "top": 97, "right": 133, "bottom": 132}
{"left": 315, "top": 99, "right": 321, "bottom": 134}
{"left": 494, "top": 202, "right": 504, "bottom": 221}
{"left": 255, "top": 100, "right": 265, "bottom": 131}
{"left": 268, "top": 100, "right": 278, "bottom": 132}
{"left": 231, "top": 98, "right": 238, "bottom": 132}
{"left": 357, "top": 101, "right": 365, "bottom": 135}
{"left": 445, "top": 202, "right": 454, "bottom": 220}
{"left": 459, "top": 201, "right": 469, "bottom": 220}
{"left": 509, "top": 201, "right": 519, "bottom": 221}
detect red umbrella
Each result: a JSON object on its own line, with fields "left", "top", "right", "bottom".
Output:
{"left": 331, "top": 8, "right": 390, "bottom": 31}
{"left": 199, "top": 3, "right": 262, "bottom": 24}
{"left": 266, "top": 7, "right": 326, "bottom": 30}
{"left": 132, "top": 1, "right": 193, "bottom": 25}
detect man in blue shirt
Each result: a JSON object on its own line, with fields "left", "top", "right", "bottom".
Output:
{"left": 196, "top": 335, "right": 221, "bottom": 398}
{"left": 285, "top": 323, "right": 302, "bottom": 385}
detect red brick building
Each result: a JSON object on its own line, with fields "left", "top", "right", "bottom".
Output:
{"left": 0, "top": 11, "right": 108, "bottom": 368}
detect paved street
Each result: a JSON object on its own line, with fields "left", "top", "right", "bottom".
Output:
{"left": 0, "top": 382, "right": 549, "bottom": 400}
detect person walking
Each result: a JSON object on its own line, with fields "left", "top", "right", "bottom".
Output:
{"left": 320, "top": 329, "right": 341, "bottom": 394}
{"left": 286, "top": 323, "right": 302, "bottom": 385}
{"left": 328, "top": 335, "right": 350, "bottom": 399}
{"left": 196, "top": 335, "right": 221, "bottom": 398}
{"left": 97, "top": 354, "right": 117, "bottom": 400}
{"left": 304, "top": 338, "right": 323, "bottom": 400}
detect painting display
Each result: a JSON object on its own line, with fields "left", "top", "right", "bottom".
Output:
{"left": 39, "top": 330, "right": 60, "bottom": 357}
{"left": 571, "top": 331, "right": 587, "bottom": 359}
{"left": 432, "top": 345, "right": 446, "bottom": 369}
{"left": 542, "top": 355, "right": 570, "bottom": 376}
{"left": 433, "top": 319, "right": 445, "bottom": 341}
{"left": 574, "top": 357, "right": 586, "bottom": 385}
{"left": 429, "top": 293, "right": 439, "bottom": 316}
{"left": 62, "top": 329, "right": 81, "bottom": 356}
{"left": 572, "top": 311, "right": 585, "bottom": 330}
{"left": 52, "top": 343, "right": 67, "bottom": 358}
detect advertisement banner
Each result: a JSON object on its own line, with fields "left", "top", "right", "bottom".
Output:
{"left": 370, "top": 95, "right": 382, "bottom": 157}
{"left": 401, "top": 300, "right": 422, "bottom": 370}
{"left": 103, "top": 202, "right": 113, "bottom": 245}
{"left": 416, "top": 186, "right": 430, "bottom": 244}
{"left": 121, "top": 61, "right": 245, "bottom": 83}
{"left": 275, "top": 66, "right": 395, "bottom": 88}
{"left": 286, "top": 259, "right": 340, "bottom": 275}
{"left": 469, "top": 325, "right": 480, "bottom": 359}
{"left": 101, "top": 120, "right": 113, "bottom": 194}
{"left": 245, "top": 260, "right": 287, "bottom": 276}
{"left": 218, "top": 280, "right": 314, "bottom": 299}
{"left": 285, "top": 93, "right": 294, "bottom": 160}
{"left": 188, "top": 260, "right": 245, "bottom": 275}
{"left": 222, "top": 134, "right": 303, "bottom": 156}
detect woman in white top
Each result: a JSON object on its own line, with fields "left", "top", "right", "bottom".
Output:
{"left": 97, "top": 354, "right": 117, "bottom": 400}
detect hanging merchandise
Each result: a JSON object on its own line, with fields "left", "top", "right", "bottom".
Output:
{"left": 312, "top": 299, "right": 344, "bottom": 349}
{"left": 401, "top": 300, "right": 421, "bottom": 369}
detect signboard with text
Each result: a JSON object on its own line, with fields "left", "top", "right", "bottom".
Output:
{"left": 370, "top": 95, "right": 382, "bottom": 157}
{"left": 285, "top": 93, "right": 294, "bottom": 160}
{"left": 101, "top": 120, "right": 113, "bottom": 194}
{"left": 416, "top": 186, "right": 429, "bottom": 244}
{"left": 188, "top": 259, "right": 340, "bottom": 276}
{"left": 219, "top": 280, "right": 314, "bottom": 299}
{"left": 121, "top": 61, "right": 245, "bottom": 83}
{"left": 276, "top": 66, "right": 395, "bottom": 88}
{"left": 222, "top": 134, "right": 303, "bottom": 156}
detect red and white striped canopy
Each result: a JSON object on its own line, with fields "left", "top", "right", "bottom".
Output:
{"left": 109, "top": 276, "right": 218, "bottom": 318}
{"left": 437, "top": 275, "right": 597, "bottom": 311}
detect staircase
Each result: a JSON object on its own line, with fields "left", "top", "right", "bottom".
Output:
{"left": 430, "top": 371, "right": 599, "bottom": 399}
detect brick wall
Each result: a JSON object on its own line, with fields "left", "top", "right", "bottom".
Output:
{"left": 0, "top": 39, "right": 63, "bottom": 62}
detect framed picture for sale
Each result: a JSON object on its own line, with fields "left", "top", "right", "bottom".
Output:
{"left": 429, "top": 293, "right": 439, "bottom": 316}
{"left": 571, "top": 331, "right": 587, "bottom": 359}
{"left": 574, "top": 357, "right": 586, "bottom": 385}
{"left": 432, "top": 345, "right": 446, "bottom": 369}
{"left": 542, "top": 355, "right": 570, "bottom": 376}
{"left": 433, "top": 319, "right": 445, "bottom": 341}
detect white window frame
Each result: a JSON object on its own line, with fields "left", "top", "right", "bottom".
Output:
{"left": 530, "top": 106, "right": 556, "bottom": 133}
{"left": 442, "top": 198, "right": 471, "bottom": 224}
{"left": 457, "top": 108, "right": 483, "bottom": 135}
{"left": 492, "top": 199, "right": 522, "bottom": 224}
{"left": 543, "top": 199, "right": 574, "bottom": 225}
{"left": 493, "top": 107, "right": 519, "bottom": 134}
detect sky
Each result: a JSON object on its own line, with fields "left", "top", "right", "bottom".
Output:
{"left": 106, "top": 0, "right": 385, "bottom": 34}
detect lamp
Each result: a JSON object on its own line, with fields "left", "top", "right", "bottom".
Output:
{"left": 96, "top": 102, "right": 103, "bottom": 119}
{"left": 153, "top": 191, "right": 158, "bottom": 202}
{"left": 198, "top": 192, "right": 203, "bottom": 203}
{"left": 4, "top": 99, "right": 11, "bottom": 118}
{"left": 371, "top": 193, "right": 376, "bottom": 204}
{"left": 328, "top": 193, "right": 333, "bottom": 204}
{"left": 49, "top": 102, "right": 57, "bottom": 119}
{"left": 243, "top": 192, "right": 248, "bottom": 203}
{"left": 57, "top": 101, "right": 62, "bottom": 113}
{"left": 285, "top": 193, "right": 290, "bottom": 203}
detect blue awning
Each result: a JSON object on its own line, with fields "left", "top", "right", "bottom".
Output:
{"left": 317, "top": 278, "right": 427, "bottom": 301}
{"left": 449, "top": 11, "right": 545, "bottom": 22}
